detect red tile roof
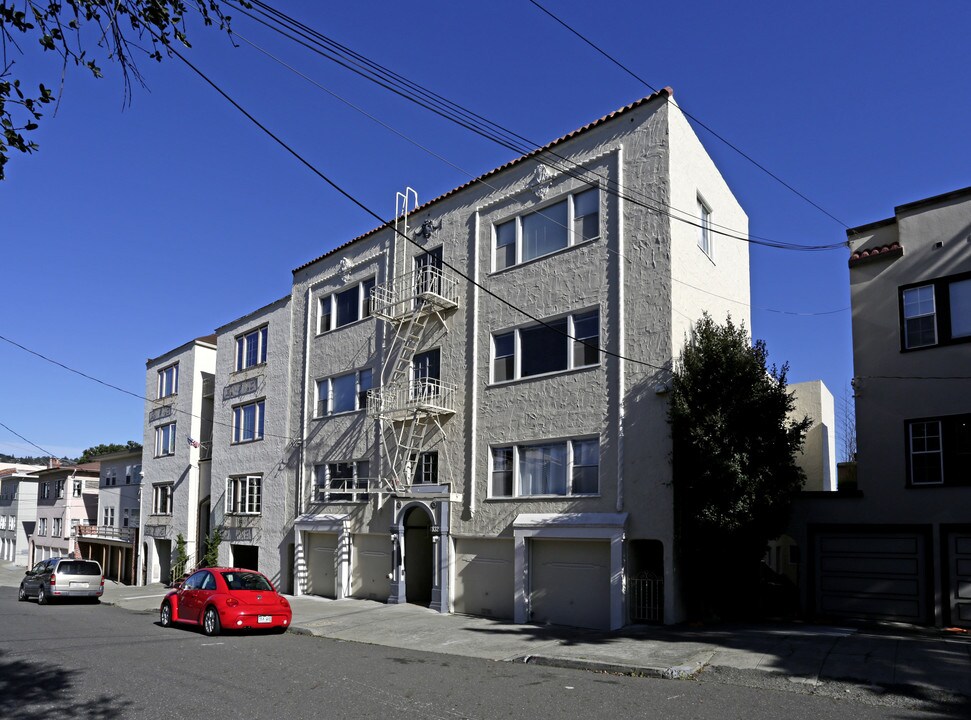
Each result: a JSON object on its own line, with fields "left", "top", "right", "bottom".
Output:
{"left": 848, "top": 242, "right": 903, "bottom": 268}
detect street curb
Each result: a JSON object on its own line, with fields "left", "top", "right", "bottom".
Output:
{"left": 515, "top": 654, "right": 706, "bottom": 679}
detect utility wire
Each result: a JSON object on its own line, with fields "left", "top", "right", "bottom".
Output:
{"left": 526, "top": 0, "right": 848, "bottom": 229}
{"left": 225, "top": 0, "right": 846, "bottom": 252}
{"left": 0, "top": 420, "right": 58, "bottom": 459}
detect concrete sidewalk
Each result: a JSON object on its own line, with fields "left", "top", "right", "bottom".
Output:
{"left": 4, "top": 560, "right": 970, "bottom": 702}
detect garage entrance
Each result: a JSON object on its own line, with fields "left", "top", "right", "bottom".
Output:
{"left": 945, "top": 529, "right": 971, "bottom": 627}
{"left": 306, "top": 532, "right": 338, "bottom": 598}
{"left": 530, "top": 538, "right": 610, "bottom": 630}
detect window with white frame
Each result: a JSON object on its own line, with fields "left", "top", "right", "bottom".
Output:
{"left": 72, "top": 479, "right": 82, "bottom": 497}
{"left": 157, "top": 363, "right": 179, "bottom": 398}
{"left": 152, "top": 484, "right": 173, "bottom": 515}
{"left": 155, "top": 422, "right": 177, "bottom": 457}
{"left": 0, "top": 515, "right": 6, "bottom": 530}
{"left": 236, "top": 325, "right": 268, "bottom": 371}
{"left": 410, "top": 452, "right": 438, "bottom": 485}
{"left": 314, "top": 461, "right": 370, "bottom": 502}
{"left": 41, "top": 482, "right": 50, "bottom": 499}
{"left": 232, "top": 400, "right": 265, "bottom": 444}
{"left": 55, "top": 480, "right": 64, "bottom": 498}
{"left": 52, "top": 517, "right": 62, "bottom": 537}
{"left": 123, "top": 508, "right": 131, "bottom": 527}
{"left": 900, "top": 272, "right": 971, "bottom": 350}
{"left": 489, "top": 438, "right": 599, "bottom": 498}
{"left": 316, "top": 369, "right": 372, "bottom": 416}
{"left": 103, "top": 507, "right": 115, "bottom": 527}
{"left": 697, "top": 196, "right": 712, "bottom": 258}
{"left": 494, "top": 187, "right": 600, "bottom": 271}
{"left": 38, "top": 517, "right": 47, "bottom": 536}
{"left": 225, "top": 475, "right": 262, "bottom": 515}
{"left": 318, "top": 277, "right": 376, "bottom": 333}
{"left": 907, "top": 413, "right": 971, "bottom": 486}
{"left": 492, "top": 309, "right": 600, "bottom": 382}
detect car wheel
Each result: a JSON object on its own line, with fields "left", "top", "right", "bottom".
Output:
{"left": 37, "top": 586, "right": 48, "bottom": 605}
{"left": 160, "top": 602, "right": 173, "bottom": 628}
{"left": 202, "top": 607, "right": 221, "bottom": 637}
{"left": 18, "top": 585, "right": 27, "bottom": 602}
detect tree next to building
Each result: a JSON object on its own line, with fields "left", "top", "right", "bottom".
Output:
{"left": 670, "top": 314, "right": 810, "bottom": 619}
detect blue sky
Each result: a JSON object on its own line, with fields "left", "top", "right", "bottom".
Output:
{"left": 2, "top": 0, "right": 969, "bottom": 460}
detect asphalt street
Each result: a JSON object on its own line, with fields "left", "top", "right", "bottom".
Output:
{"left": 0, "top": 593, "right": 960, "bottom": 720}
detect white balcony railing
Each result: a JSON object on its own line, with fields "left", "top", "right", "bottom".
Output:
{"left": 316, "top": 477, "right": 372, "bottom": 503}
{"left": 367, "top": 379, "right": 455, "bottom": 420}
{"left": 75, "top": 524, "right": 137, "bottom": 543}
{"left": 370, "top": 266, "right": 460, "bottom": 321}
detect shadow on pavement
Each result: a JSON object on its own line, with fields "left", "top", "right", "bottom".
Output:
{"left": 0, "top": 650, "right": 133, "bottom": 719}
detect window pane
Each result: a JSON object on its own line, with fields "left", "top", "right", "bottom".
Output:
{"left": 413, "top": 349, "right": 441, "bottom": 383}
{"left": 698, "top": 200, "right": 712, "bottom": 256}
{"left": 257, "top": 401, "right": 265, "bottom": 439}
{"left": 520, "top": 319, "right": 568, "bottom": 377}
{"left": 316, "top": 380, "right": 327, "bottom": 416}
{"left": 910, "top": 421, "right": 943, "bottom": 484}
{"left": 493, "top": 332, "right": 514, "bottom": 382}
{"left": 573, "top": 188, "right": 599, "bottom": 242}
{"left": 245, "top": 330, "right": 259, "bottom": 368}
{"left": 903, "top": 285, "right": 936, "bottom": 348}
{"left": 572, "top": 439, "right": 599, "bottom": 494}
{"left": 522, "top": 200, "right": 568, "bottom": 261}
{"left": 236, "top": 338, "right": 244, "bottom": 371}
{"left": 242, "top": 404, "right": 256, "bottom": 440}
{"left": 362, "top": 278, "right": 376, "bottom": 318}
{"left": 491, "top": 447, "right": 513, "bottom": 497}
{"left": 336, "top": 286, "right": 360, "bottom": 327}
{"left": 519, "top": 443, "right": 567, "bottom": 495}
{"left": 572, "top": 311, "right": 600, "bottom": 367}
{"left": 319, "top": 296, "right": 332, "bottom": 333}
{"left": 358, "top": 369, "right": 373, "bottom": 410}
{"left": 332, "top": 374, "right": 357, "bottom": 413}
{"left": 495, "top": 221, "right": 517, "bottom": 270}
{"left": 259, "top": 326, "right": 268, "bottom": 363}
{"left": 949, "top": 278, "right": 971, "bottom": 339}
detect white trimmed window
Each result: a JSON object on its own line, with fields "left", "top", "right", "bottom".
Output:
{"left": 38, "top": 518, "right": 47, "bottom": 536}
{"left": 102, "top": 507, "right": 115, "bottom": 527}
{"left": 698, "top": 196, "right": 713, "bottom": 258}
{"left": 55, "top": 480, "right": 64, "bottom": 498}
{"left": 157, "top": 363, "right": 179, "bottom": 398}
{"left": 152, "top": 484, "right": 173, "bottom": 515}
{"left": 410, "top": 452, "right": 438, "bottom": 485}
{"left": 314, "top": 461, "right": 370, "bottom": 503}
{"left": 52, "top": 517, "right": 62, "bottom": 537}
{"left": 494, "top": 187, "right": 600, "bottom": 271}
{"left": 226, "top": 475, "right": 262, "bottom": 515}
{"left": 232, "top": 400, "right": 265, "bottom": 444}
{"left": 318, "top": 278, "right": 376, "bottom": 333}
{"left": 900, "top": 273, "right": 971, "bottom": 350}
{"left": 236, "top": 325, "right": 269, "bottom": 370}
{"left": 489, "top": 438, "right": 599, "bottom": 498}
{"left": 316, "top": 369, "right": 372, "bottom": 416}
{"left": 492, "top": 309, "right": 600, "bottom": 382}
{"left": 155, "top": 422, "right": 177, "bottom": 457}
{"left": 41, "top": 482, "right": 50, "bottom": 499}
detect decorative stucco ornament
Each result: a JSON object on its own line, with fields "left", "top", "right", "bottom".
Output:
{"left": 531, "top": 164, "right": 556, "bottom": 199}
{"left": 338, "top": 257, "right": 352, "bottom": 284}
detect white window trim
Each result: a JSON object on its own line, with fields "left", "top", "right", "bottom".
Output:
{"left": 488, "top": 436, "right": 600, "bottom": 499}
{"left": 315, "top": 461, "right": 371, "bottom": 503}
{"left": 155, "top": 422, "right": 177, "bottom": 457}
{"left": 697, "top": 194, "right": 713, "bottom": 260}
{"left": 492, "top": 186, "right": 600, "bottom": 272}
{"left": 316, "top": 368, "right": 372, "bottom": 417}
{"left": 152, "top": 484, "right": 174, "bottom": 515}
{"left": 157, "top": 363, "right": 179, "bottom": 399}
{"left": 491, "top": 309, "right": 600, "bottom": 384}
{"left": 902, "top": 284, "right": 938, "bottom": 350}
{"left": 236, "top": 325, "right": 269, "bottom": 371}
{"left": 317, "top": 277, "right": 376, "bottom": 334}
{"left": 232, "top": 400, "right": 266, "bottom": 444}
{"left": 225, "top": 475, "right": 262, "bottom": 515}
{"left": 908, "top": 419, "right": 944, "bottom": 486}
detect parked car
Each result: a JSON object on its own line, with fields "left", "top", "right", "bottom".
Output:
{"left": 18, "top": 558, "right": 104, "bottom": 604}
{"left": 159, "top": 567, "right": 291, "bottom": 636}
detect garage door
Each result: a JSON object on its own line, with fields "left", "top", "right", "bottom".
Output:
{"left": 454, "top": 538, "right": 514, "bottom": 619}
{"left": 350, "top": 533, "right": 391, "bottom": 601}
{"left": 815, "top": 530, "right": 928, "bottom": 623}
{"left": 946, "top": 532, "right": 971, "bottom": 628}
{"left": 307, "top": 532, "right": 338, "bottom": 598}
{"left": 530, "top": 539, "right": 610, "bottom": 630}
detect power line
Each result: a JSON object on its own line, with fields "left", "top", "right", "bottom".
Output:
{"left": 225, "top": 0, "right": 846, "bottom": 253}
{"left": 526, "top": 0, "right": 848, "bottom": 229}
{"left": 0, "top": 420, "right": 58, "bottom": 459}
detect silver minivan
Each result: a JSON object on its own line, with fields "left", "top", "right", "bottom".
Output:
{"left": 19, "top": 557, "right": 104, "bottom": 604}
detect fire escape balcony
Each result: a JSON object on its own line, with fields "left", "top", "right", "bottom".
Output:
{"left": 367, "top": 379, "right": 456, "bottom": 422}
{"left": 370, "top": 266, "right": 460, "bottom": 323}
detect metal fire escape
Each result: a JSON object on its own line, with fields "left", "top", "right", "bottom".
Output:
{"left": 367, "top": 189, "right": 459, "bottom": 494}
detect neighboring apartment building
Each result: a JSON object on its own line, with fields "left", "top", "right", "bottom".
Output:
{"left": 286, "top": 88, "right": 749, "bottom": 629}
{"left": 76, "top": 449, "right": 142, "bottom": 583}
{"left": 138, "top": 336, "right": 216, "bottom": 585}
{"left": 209, "top": 296, "right": 294, "bottom": 590}
{"left": 30, "top": 463, "right": 99, "bottom": 563}
{"left": 0, "top": 465, "right": 43, "bottom": 566}
{"left": 792, "top": 185, "right": 971, "bottom": 628}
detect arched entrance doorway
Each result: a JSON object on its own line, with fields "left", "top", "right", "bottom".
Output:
{"left": 404, "top": 507, "right": 433, "bottom": 606}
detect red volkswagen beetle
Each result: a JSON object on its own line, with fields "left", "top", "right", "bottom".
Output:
{"left": 159, "top": 567, "right": 291, "bottom": 636}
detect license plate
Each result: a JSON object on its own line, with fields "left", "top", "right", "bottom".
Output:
{"left": 70, "top": 582, "right": 88, "bottom": 588}
{"left": 257, "top": 615, "right": 271, "bottom": 624}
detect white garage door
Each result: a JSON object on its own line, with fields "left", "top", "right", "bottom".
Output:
{"left": 530, "top": 539, "right": 610, "bottom": 630}
{"left": 454, "top": 538, "right": 514, "bottom": 619}
{"left": 350, "top": 533, "right": 391, "bottom": 601}
{"left": 307, "top": 532, "right": 338, "bottom": 598}
{"left": 815, "top": 531, "right": 928, "bottom": 623}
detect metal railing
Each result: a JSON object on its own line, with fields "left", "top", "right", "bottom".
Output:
{"left": 316, "top": 477, "right": 372, "bottom": 504}
{"left": 629, "top": 572, "right": 664, "bottom": 623}
{"left": 367, "top": 378, "right": 455, "bottom": 420}
{"left": 370, "top": 266, "right": 460, "bottom": 321}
